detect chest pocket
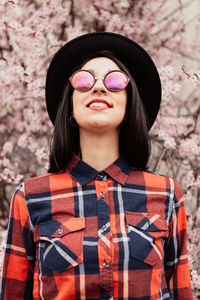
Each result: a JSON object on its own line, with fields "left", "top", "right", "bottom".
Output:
{"left": 34, "top": 217, "right": 85, "bottom": 273}
{"left": 125, "top": 211, "right": 168, "bottom": 266}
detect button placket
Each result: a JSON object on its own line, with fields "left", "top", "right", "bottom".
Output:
{"left": 96, "top": 179, "right": 113, "bottom": 293}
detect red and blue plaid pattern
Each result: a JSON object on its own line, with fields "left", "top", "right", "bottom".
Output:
{"left": 0, "top": 153, "right": 193, "bottom": 299}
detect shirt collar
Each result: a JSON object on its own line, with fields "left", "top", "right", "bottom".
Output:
{"left": 66, "top": 152, "right": 131, "bottom": 186}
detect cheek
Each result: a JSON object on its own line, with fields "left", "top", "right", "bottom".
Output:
{"left": 72, "top": 90, "right": 78, "bottom": 104}
{"left": 71, "top": 91, "right": 86, "bottom": 119}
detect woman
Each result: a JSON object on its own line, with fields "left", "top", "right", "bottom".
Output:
{"left": 0, "top": 32, "right": 193, "bottom": 299}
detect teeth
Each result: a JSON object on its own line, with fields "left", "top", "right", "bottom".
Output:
{"left": 89, "top": 102, "right": 108, "bottom": 107}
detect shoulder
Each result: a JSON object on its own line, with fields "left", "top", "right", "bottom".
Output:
{"left": 16, "top": 170, "right": 70, "bottom": 197}
{"left": 129, "top": 167, "right": 182, "bottom": 194}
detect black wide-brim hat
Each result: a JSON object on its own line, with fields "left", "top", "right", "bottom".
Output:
{"left": 45, "top": 32, "right": 162, "bottom": 129}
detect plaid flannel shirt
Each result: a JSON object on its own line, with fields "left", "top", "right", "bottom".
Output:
{"left": 0, "top": 153, "right": 193, "bottom": 299}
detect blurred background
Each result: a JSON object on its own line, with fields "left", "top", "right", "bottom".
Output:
{"left": 0, "top": 0, "right": 200, "bottom": 297}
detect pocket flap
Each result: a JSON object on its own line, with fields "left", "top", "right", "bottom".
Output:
{"left": 34, "top": 217, "right": 85, "bottom": 242}
{"left": 125, "top": 211, "right": 168, "bottom": 232}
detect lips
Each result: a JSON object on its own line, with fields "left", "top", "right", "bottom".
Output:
{"left": 87, "top": 99, "right": 112, "bottom": 108}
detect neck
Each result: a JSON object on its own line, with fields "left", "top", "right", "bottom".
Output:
{"left": 79, "top": 128, "right": 120, "bottom": 171}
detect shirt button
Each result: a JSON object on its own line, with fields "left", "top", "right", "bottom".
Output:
{"left": 97, "top": 173, "right": 104, "bottom": 179}
{"left": 58, "top": 228, "right": 63, "bottom": 234}
{"left": 103, "top": 260, "right": 110, "bottom": 268}
{"left": 100, "top": 192, "right": 105, "bottom": 198}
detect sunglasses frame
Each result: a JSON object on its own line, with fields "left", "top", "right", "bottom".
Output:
{"left": 69, "top": 69, "right": 130, "bottom": 92}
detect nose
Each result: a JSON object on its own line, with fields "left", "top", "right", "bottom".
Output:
{"left": 91, "top": 78, "right": 107, "bottom": 94}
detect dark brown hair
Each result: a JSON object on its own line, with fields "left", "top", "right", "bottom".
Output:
{"left": 48, "top": 50, "right": 151, "bottom": 173}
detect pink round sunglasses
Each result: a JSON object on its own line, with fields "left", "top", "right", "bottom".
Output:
{"left": 69, "top": 69, "right": 130, "bottom": 92}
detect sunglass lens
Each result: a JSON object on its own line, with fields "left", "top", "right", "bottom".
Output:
{"left": 71, "top": 71, "right": 94, "bottom": 91}
{"left": 105, "top": 71, "right": 128, "bottom": 91}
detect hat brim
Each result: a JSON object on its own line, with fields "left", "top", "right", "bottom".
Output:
{"left": 45, "top": 32, "right": 162, "bottom": 128}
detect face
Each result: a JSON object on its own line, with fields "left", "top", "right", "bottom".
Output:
{"left": 71, "top": 57, "right": 127, "bottom": 133}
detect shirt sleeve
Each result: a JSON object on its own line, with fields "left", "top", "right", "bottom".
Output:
{"left": 164, "top": 179, "right": 193, "bottom": 299}
{"left": 0, "top": 183, "right": 35, "bottom": 300}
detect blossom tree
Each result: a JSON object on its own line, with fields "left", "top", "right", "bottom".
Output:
{"left": 0, "top": 0, "right": 199, "bottom": 296}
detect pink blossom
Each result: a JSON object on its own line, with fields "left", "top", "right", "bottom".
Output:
{"left": 179, "top": 138, "right": 200, "bottom": 157}
{"left": 15, "top": 121, "right": 26, "bottom": 132}
{"left": 2, "top": 141, "right": 13, "bottom": 155}
{"left": 17, "top": 133, "right": 30, "bottom": 148}
{"left": 188, "top": 228, "right": 200, "bottom": 243}
{"left": 191, "top": 270, "right": 200, "bottom": 290}
{"left": 184, "top": 170, "right": 199, "bottom": 189}
{"left": 0, "top": 124, "right": 7, "bottom": 133}
{"left": 36, "top": 147, "right": 49, "bottom": 163}
{"left": 196, "top": 207, "right": 200, "bottom": 223}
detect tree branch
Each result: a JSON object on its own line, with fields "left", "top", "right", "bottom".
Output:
{"left": 153, "top": 146, "right": 167, "bottom": 172}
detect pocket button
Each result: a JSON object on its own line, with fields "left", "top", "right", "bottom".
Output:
{"left": 58, "top": 228, "right": 63, "bottom": 234}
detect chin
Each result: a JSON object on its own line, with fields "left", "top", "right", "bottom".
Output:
{"left": 80, "top": 122, "right": 120, "bottom": 133}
